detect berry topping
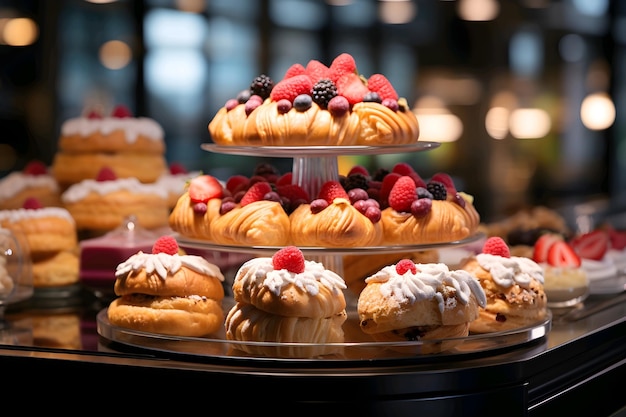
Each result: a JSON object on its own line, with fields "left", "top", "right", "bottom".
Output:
{"left": 240, "top": 181, "right": 273, "bottom": 207}
{"left": 318, "top": 180, "right": 350, "bottom": 204}
{"left": 533, "top": 233, "right": 563, "bottom": 263}
{"left": 225, "top": 174, "right": 250, "bottom": 194}
{"left": 347, "top": 165, "right": 370, "bottom": 177}
{"left": 293, "top": 94, "right": 313, "bottom": 111}
{"left": 276, "top": 99, "right": 292, "bottom": 114}
{"left": 381, "top": 98, "right": 399, "bottom": 112}
{"left": 363, "top": 92, "right": 382, "bottom": 103}
{"left": 23, "top": 160, "right": 47, "bottom": 176}
{"left": 335, "top": 72, "right": 370, "bottom": 106}
{"left": 311, "top": 78, "right": 338, "bottom": 109}
{"left": 96, "top": 167, "right": 117, "bottom": 181}
{"left": 396, "top": 259, "right": 417, "bottom": 275}
{"left": 327, "top": 95, "right": 350, "bottom": 116}
{"left": 193, "top": 202, "right": 208, "bottom": 214}
{"left": 284, "top": 63, "right": 306, "bottom": 79}
{"left": 151, "top": 235, "right": 179, "bottom": 255}
{"left": 188, "top": 175, "right": 223, "bottom": 204}
{"left": 250, "top": 74, "right": 274, "bottom": 100}
{"left": 388, "top": 176, "right": 417, "bottom": 213}
{"left": 270, "top": 74, "right": 314, "bottom": 103}
{"left": 310, "top": 198, "right": 329, "bottom": 214}
{"left": 570, "top": 229, "right": 609, "bottom": 261}
{"left": 391, "top": 163, "right": 426, "bottom": 188}
{"left": 276, "top": 172, "right": 293, "bottom": 186}
{"left": 272, "top": 246, "right": 305, "bottom": 274}
{"left": 482, "top": 237, "right": 511, "bottom": 258}
{"left": 225, "top": 98, "right": 239, "bottom": 111}
{"left": 111, "top": 105, "right": 132, "bottom": 118}
{"left": 276, "top": 184, "right": 310, "bottom": 205}
{"left": 430, "top": 172, "right": 457, "bottom": 195}
{"left": 305, "top": 59, "right": 331, "bottom": 83}
{"left": 379, "top": 172, "right": 402, "bottom": 206}
{"left": 169, "top": 162, "right": 188, "bottom": 175}
{"left": 86, "top": 109, "right": 102, "bottom": 119}
{"left": 367, "top": 74, "right": 399, "bottom": 101}
{"left": 426, "top": 181, "right": 447, "bottom": 200}
{"left": 23, "top": 197, "right": 43, "bottom": 210}
{"left": 329, "top": 53, "right": 358, "bottom": 83}
{"left": 607, "top": 226, "right": 626, "bottom": 250}
{"left": 236, "top": 90, "right": 251, "bottom": 104}
{"left": 410, "top": 198, "right": 432, "bottom": 218}
{"left": 547, "top": 240, "right": 581, "bottom": 268}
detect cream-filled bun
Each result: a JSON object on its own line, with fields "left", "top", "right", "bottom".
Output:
{"left": 108, "top": 235, "right": 225, "bottom": 337}
{"left": 357, "top": 259, "right": 486, "bottom": 353}
{"left": 459, "top": 236, "right": 547, "bottom": 333}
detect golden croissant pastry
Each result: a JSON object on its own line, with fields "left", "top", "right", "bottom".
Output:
{"left": 289, "top": 198, "right": 383, "bottom": 247}
{"left": 168, "top": 192, "right": 221, "bottom": 240}
{"left": 208, "top": 101, "right": 419, "bottom": 146}
{"left": 381, "top": 199, "right": 480, "bottom": 245}
{"left": 210, "top": 200, "right": 291, "bottom": 246}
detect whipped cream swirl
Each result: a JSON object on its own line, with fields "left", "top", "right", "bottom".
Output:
{"left": 115, "top": 252, "right": 224, "bottom": 281}
{"left": 61, "top": 117, "right": 164, "bottom": 142}
{"left": 475, "top": 253, "right": 544, "bottom": 288}
{"left": 0, "top": 207, "right": 75, "bottom": 224}
{"left": 365, "top": 262, "right": 486, "bottom": 313}
{"left": 237, "top": 257, "right": 346, "bottom": 297}
{"left": 61, "top": 177, "right": 168, "bottom": 203}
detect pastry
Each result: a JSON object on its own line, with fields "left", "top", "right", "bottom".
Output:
{"left": 208, "top": 53, "right": 419, "bottom": 146}
{"left": 155, "top": 163, "right": 202, "bottom": 209}
{"left": 380, "top": 169, "right": 480, "bottom": 244}
{"left": 51, "top": 105, "right": 167, "bottom": 188}
{"left": 0, "top": 198, "right": 79, "bottom": 287}
{"left": 460, "top": 236, "right": 547, "bottom": 333}
{"left": 225, "top": 246, "right": 347, "bottom": 358}
{"left": 61, "top": 166, "right": 169, "bottom": 232}
{"left": 357, "top": 259, "right": 486, "bottom": 354}
{"left": 0, "top": 160, "right": 62, "bottom": 210}
{"left": 289, "top": 180, "right": 382, "bottom": 247}
{"left": 108, "top": 235, "right": 225, "bottom": 337}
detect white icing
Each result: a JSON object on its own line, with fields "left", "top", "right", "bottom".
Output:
{"left": 0, "top": 172, "right": 59, "bottom": 199}
{"left": 61, "top": 177, "right": 168, "bottom": 203}
{"left": 236, "top": 257, "right": 346, "bottom": 297}
{"left": 0, "top": 207, "right": 75, "bottom": 225}
{"left": 61, "top": 117, "right": 164, "bottom": 142}
{"left": 365, "top": 262, "right": 486, "bottom": 313}
{"left": 475, "top": 253, "right": 544, "bottom": 287}
{"left": 115, "top": 252, "right": 224, "bottom": 281}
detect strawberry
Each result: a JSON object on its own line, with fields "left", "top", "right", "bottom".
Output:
{"left": 23, "top": 197, "right": 43, "bottom": 210}
{"left": 607, "top": 226, "right": 626, "bottom": 250}
{"left": 318, "top": 180, "right": 349, "bottom": 204}
{"left": 335, "top": 72, "right": 370, "bottom": 106}
{"left": 169, "top": 162, "right": 187, "bottom": 175}
{"left": 23, "top": 160, "right": 47, "bottom": 176}
{"left": 367, "top": 74, "right": 398, "bottom": 101}
{"left": 96, "top": 167, "right": 117, "bottom": 181}
{"left": 284, "top": 63, "right": 306, "bottom": 79}
{"left": 225, "top": 174, "right": 250, "bottom": 194}
{"left": 272, "top": 246, "right": 305, "bottom": 273}
{"left": 547, "top": 240, "right": 581, "bottom": 267}
{"left": 240, "top": 181, "right": 272, "bottom": 207}
{"left": 305, "top": 59, "right": 330, "bottom": 83}
{"left": 152, "top": 235, "right": 179, "bottom": 255}
{"left": 388, "top": 176, "right": 417, "bottom": 213}
{"left": 532, "top": 233, "right": 563, "bottom": 263}
{"left": 392, "top": 162, "right": 426, "bottom": 188}
{"left": 395, "top": 259, "right": 417, "bottom": 275}
{"left": 482, "top": 237, "right": 510, "bottom": 258}
{"left": 188, "top": 175, "right": 223, "bottom": 203}
{"left": 570, "top": 230, "right": 609, "bottom": 261}
{"left": 111, "top": 104, "right": 132, "bottom": 118}
{"left": 276, "top": 172, "right": 293, "bottom": 186}
{"left": 270, "top": 74, "right": 313, "bottom": 103}
{"left": 347, "top": 165, "right": 370, "bottom": 177}
{"left": 430, "top": 172, "right": 457, "bottom": 195}
{"left": 277, "top": 183, "right": 310, "bottom": 204}
{"left": 329, "top": 53, "right": 357, "bottom": 83}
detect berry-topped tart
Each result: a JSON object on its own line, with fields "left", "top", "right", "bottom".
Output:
{"left": 208, "top": 53, "right": 420, "bottom": 146}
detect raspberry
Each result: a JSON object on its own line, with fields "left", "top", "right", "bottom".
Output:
{"left": 367, "top": 73, "right": 399, "bottom": 101}
{"left": 250, "top": 74, "right": 274, "bottom": 100}
{"left": 318, "top": 180, "right": 349, "bottom": 204}
{"left": 392, "top": 162, "right": 426, "bottom": 188}
{"left": 305, "top": 59, "right": 331, "bottom": 83}
{"left": 388, "top": 176, "right": 417, "bottom": 213}
{"left": 329, "top": 53, "right": 357, "bottom": 83}
{"left": 240, "top": 181, "right": 273, "bottom": 207}
{"left": 327, "top": 95, "right": 350, "bottom": 116}
{"left": 96, "top": 167, "right": 117, "bottom": 181}
{"left": 23, "top": 160, "right": 47, "bottom": 176}
{"left": 226, "top": 175, "right": 250, "bottom": 194}
{"left": 379, "top": 172, "right": 401, "bottom": 206}
{"left": 152, "top": 235, "right": 179, "bottom": 255}
{"left": 430, "top": 172, "right": 457, "bottom": 195}
{"left": 347, "top": 165, "right": 370, "bottom": 177}
{"left": 426, "top": 181, "right": 447, "bottom": 200}
{"left": 482, "top": 237, "right": 511, "bottom": 258}
{"left": 111, "top": 104, "right": 132, "bottom": 118}
{"left": 283, "top": 63, "right": 306, "bottom": 79}
{"left": 270, "top": 74, "right": 313, "bottom": 103}
{"left": 272, "top": 246, "right": 305, "bottom": 273}
{"left": 277, "top": 184, "right": 310, "bottom": 205}
{"left": 276, "top": 172, "right": 293, "bottom": 186}
{"left": 23, "top": 197, "right": 43, "bottom": 210}
{"left": 395, "top": 259, "right": 417, "bottom": 275}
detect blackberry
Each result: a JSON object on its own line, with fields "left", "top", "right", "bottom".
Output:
{"left": 342, "top": 173, "right": 369, "bottom": 191}
{"left": 372, "top": 168, "right": 390, "bottom": 182}
{"left": 311, "top": 78, "right": 337, "bottom": 109}
{"left": 250, "top": 74, "right": 274, "bottom": 100}
{"left": 426, "top": 181, "right": 447, "bottom": 200}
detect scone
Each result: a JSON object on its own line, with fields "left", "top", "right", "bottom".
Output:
{"left": 357, "top": 259, "right": 486, "bottom": 354}
{"left": 459, "top": 236, "right": 548, "bottom": 333}
{"left": 225, "top": 246, "right": 347, "bottom": 358}
{"left": 108, "top": 235, "right": 225, "bottom": 337}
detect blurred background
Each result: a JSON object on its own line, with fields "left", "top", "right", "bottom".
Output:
{"left": 0, "top": 0, "right": 624, "bottom": 223}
